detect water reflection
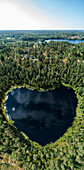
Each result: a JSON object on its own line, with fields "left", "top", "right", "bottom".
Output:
{"left": 6, "top": 87, "right": 77, "bottom": 145}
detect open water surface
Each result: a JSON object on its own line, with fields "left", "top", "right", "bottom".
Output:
{"left": 5, "top": 87, "right": 77, "bottom": 145}
{"left": 36, "top": 39, "right": 84, "bottom": 44}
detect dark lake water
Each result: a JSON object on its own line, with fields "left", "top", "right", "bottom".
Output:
{"left": 5, "top": 87, "right": 77, "bottom": 145}
{"left": 37, "top": 39, "right": 84, "bottom": 44}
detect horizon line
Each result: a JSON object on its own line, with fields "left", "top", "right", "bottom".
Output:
{"left": 0, "top": 29, "right": 84, "bottom": 31}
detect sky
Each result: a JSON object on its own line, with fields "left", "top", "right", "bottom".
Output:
{"left": 0, "top": 0, "right": 84, "bottom": 30}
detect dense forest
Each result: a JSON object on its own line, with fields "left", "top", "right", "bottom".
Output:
{"left": 0, "top": 30, "right": 84, "bottom": 44}
{"left": 0, "top": 31, "right": 84, "bottom": 169}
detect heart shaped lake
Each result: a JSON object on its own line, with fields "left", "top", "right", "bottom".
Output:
{"left": 5, "top": 86, "right": 77, "bottom": 146}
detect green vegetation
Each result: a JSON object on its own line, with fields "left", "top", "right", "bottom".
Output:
{"left": 0, "top": 31, "right": 84, "bottom": 169}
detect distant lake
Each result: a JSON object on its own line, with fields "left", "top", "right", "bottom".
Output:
{"left": 5, "top": 87, "right": 77, "bottom": 146}
{"left": 36, "top": 39, "right": 84, "bottom": 44}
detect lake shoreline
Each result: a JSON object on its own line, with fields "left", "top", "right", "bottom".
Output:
{"left": 1, "top": 82, "right": 80, "bottom": 146}
{"left": 36, "top": 38, "right": 84, "bottom": 44}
